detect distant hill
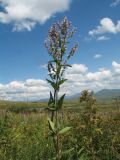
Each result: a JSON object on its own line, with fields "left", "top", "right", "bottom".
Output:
{"left": 66, "top": 89, "right": 120, "bottom": 101}
{"left": 35, "top": 89, "right": 120, "bottom": 102}
{"left": 66, "top": 93, "right": 81, "bottom": 100}
{"left": 95, "top": 89, "right": 120, "bottom": 100}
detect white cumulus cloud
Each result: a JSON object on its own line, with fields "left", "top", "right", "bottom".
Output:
{"left": 66, "top": 64, "right": 88, "bottom": 74}
{"left": 0, "top": 79, "right": 49, "bottom": 101}
{"left": 0, "top": 0, "right": 71, "bottom": 31}
{"left": 86, "top": 69, "right": 111, "bottom": 81}
{"left": 112, "top": 61, "right": 120, "bottom": 73}
{"left": 89, "top": 18, "right": 120, "bottom": 37}
{"left": 62, "top": 61, "right": 120, "bottom": 96}
{"left": 0, "top": 61, "right": 120, "bottom": 100}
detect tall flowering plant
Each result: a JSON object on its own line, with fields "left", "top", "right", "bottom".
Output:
{"left": 45, "top": 17, "right": 78, "bottom": 160}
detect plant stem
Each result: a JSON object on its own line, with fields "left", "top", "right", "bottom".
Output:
{"left": 55, "top": 73, "right": 60, "bottom": 160}
{"left": 56, "top": 110, "right": 60, "bottom": 160}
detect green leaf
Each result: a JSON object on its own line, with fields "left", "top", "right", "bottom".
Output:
{"left": 78, "top": 148, "right": 84, "bottom": 156}
{"left": 61, "top": 46, "right": 65, "bottom": 53}
{"left": 67, "top": 54, "right": 71, "bottom": 60}
{"left": 45, "top": 107, "right": 56, "bottom": 111}
{"left": 60, "top": 68, "right": 65, "bottom": 76}
{"left": 46, "top": 78, "right": 53, "bottom": 85}
{"left": 57, "top": 94, "right": 66, "bottom": 109}
{"left": 62, "top": 148, "right": 74, "bottom": 155}
{"left": 48, "top": 118, "right": 55, "bottom": 133}
{"left": 57, "top": 64, "right": 61, "bottom": 75}
{"left": 61, "top": 64, "right": 72, "bottom": 67}
{"left": 48, "top": 60, "right": 56, "bottom": 63}
{"left": 53, "top": 55, "right": 57, "bottom": 62}
{"left": 66, "top": 64, "right": 72, "bottom": 67}
{"left": 59, "top": 127, "right": 72, "bottom": 135}
{"left": 48, "top": 91, "right": 54, "bottom": 106}
{"left": 46, "top": 79, "right": 58, "bottom": 90}
{"left": 58, "top": 79, "right": 67, "bottom": 86}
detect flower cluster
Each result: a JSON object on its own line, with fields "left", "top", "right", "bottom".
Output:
{"left": 45, "top": 17, "right": 78, "bottom": 61}
{"left": 67, "top": 43, "right": 78, "bottom": 60}
{"left": 59, "top": 16, "right": 71, "bottom": 35}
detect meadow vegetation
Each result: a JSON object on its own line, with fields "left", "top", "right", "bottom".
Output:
{"left": 0, "top": 98, "right": 120, "bottom": 160}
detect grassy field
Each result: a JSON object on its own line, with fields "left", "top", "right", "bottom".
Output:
{"left": 0, "top": 99, "right": 120, "bottom": 160}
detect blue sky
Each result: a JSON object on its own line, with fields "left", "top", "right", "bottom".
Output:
{"left": 0, "top": 0, "right": 120, "bottom": 100}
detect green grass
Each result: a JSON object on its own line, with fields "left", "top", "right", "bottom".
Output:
{"left": 0, "top": 100, "right": 120, "bottom": 160}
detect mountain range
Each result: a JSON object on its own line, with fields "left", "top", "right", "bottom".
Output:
{"left": 67, "top": 89, "right": 120, "bottom": 101}
{"left": 37, "top": 89, "right": 120, "bottom": 102}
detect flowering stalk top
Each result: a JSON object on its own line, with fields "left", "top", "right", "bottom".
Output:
{"left": 45, "top": 16, "right": 78, "bottom": 81}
